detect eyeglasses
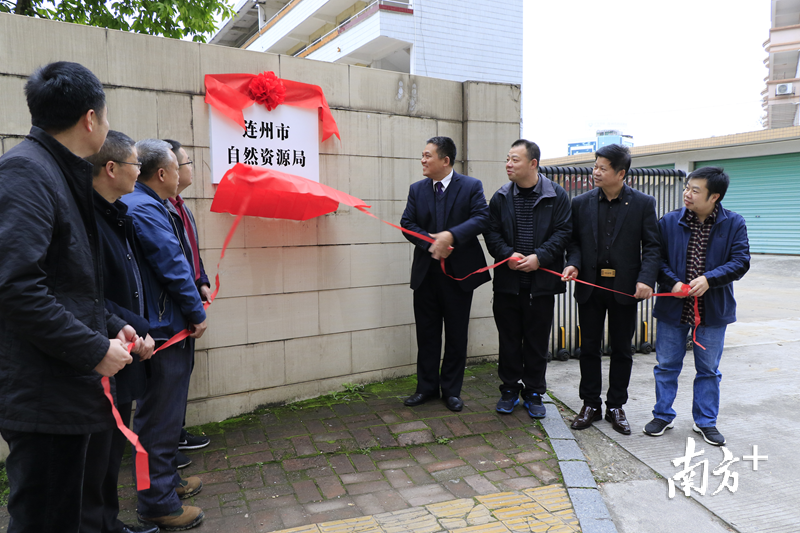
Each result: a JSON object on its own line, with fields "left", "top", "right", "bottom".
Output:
{"left": 113, "top": 160, "right": 142, "bottom": 169}
{"left": 178, "top": 160, "right": 193, "bottom": 167}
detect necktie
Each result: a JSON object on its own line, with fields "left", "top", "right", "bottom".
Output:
{"left": 435, "top": 182, "right": 444, "bottom": 195}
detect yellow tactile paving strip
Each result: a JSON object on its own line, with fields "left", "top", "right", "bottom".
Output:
{"left": 273, "top": 485, "right": 580, "bottom": 533}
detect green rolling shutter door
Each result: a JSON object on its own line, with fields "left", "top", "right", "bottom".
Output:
{"left": 695, "top": 154, "right": 800, "bottom": 255}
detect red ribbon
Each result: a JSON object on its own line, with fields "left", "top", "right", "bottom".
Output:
{"left": 354, "top": 206, "right": 705, "bottom": 350}
{"left": 101, "top": 342, "right": 150, "bottom": 491}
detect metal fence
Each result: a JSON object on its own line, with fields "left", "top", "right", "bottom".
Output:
{"left": 538, "top": 166, "right": 687, "bottom": 361}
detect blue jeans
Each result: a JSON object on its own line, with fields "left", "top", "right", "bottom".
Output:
{"left": 653, "top": 321, "right": 727, "bottom": 427}
{"left": 133, "top": 342, "right": 193, "bottom": 517}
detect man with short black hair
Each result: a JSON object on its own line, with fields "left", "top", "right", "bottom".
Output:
{"left": 123, "top": 139, "right": 207, "bottom": 530}
{"left": 644, "top": 167, "right": 749, "bottom": 446}
{"left": 562, "top": 144, "right": 660, "bottom": 435}
{"left": 84, "top": 130, "right": 158, "bottom": 533}
{"left": 400, "top": 136, "right": 491, "bottom": 412}
{"left": 0, "top": 61, "right": 135, "bottom": 533}
{"left": 485, "top": 139, "right": 571, "bottom": 418}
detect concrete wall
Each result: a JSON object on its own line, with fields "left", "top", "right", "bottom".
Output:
{"left": 0, "top": 13, "right": 521, "bottom": 427}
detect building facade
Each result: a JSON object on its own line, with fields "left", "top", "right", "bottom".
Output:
{"left": 544, "top": 127, "right": 800, "bottom": 255}
{"left": 763, "top": 0, "right": 800, "bottom": 128}
{"left": 211, "top": 0, "right": 522, "bottom": 85}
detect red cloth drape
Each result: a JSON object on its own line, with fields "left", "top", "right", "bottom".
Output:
{"left": 210, "top": 163, "right": 367, "bottom": 220}
{"left": 204, "top": 73, "right": 340, "bottom": 142}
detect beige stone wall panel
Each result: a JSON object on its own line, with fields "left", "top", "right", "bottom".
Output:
{"left": 0, "top": 14, "right": 108, "bottom": 79}
{"left": 207, "top": 341, "right": 285, "bottom": 396}
{"left": 106, "top": 30, "right": 200, "bottom": 93}
{"left": 463, "top": 81, "right": 521, "bottom": 123}
{"left": 467, "top": 317, "right": 500, "bottom": 358}
{"left": 247, "top": 291, "right": 320, "bottom": 343}
{"left": 244, "top": 217, "right": 318, "bottom": 248}
{"left": 284, "top": 332, "right": 352, "bottom": 383}
{"left": 318, "top": 286, "right": 382, "bottom": 334}
{"left": 187, "top": 349, "right": 209, "bottom": 400}
{"left": 380, "top": 157, "right": 420, "bottom": 201}
{"left": 319, "top": 154, "right": 351, "bottom": 195}
{"left": 408, "top": 76, "right": 463, "bottom": 121}
{"left": 351, "top": 325, "right": 414, "bottom": 373}
{"left": 317, "top": 207, "right": 382, "bottom": 245}
{"left": 278, "top": 55, "right": 350, "bottom": 109}
{"left": 349, "top": 66, "right": 411, "bottom": 116}
{"left": 196, "top": 295, "right": 249, "bottom": 350}
{"left": 381, "top": 284, "right": 413, "bottom": 327}
{"left": 193, "top": 198, "right": 247, "bottom": 249}
{"left": 199, "top": 44, "right": 279, "bottom": 81}
{"left": 156, "top": 93, "right": 194, "bottom": 145}
{"left": 466, "top": 160, "right": 508, "bottom": 197}
{"left": 346, "top": 155, "right": 382, "bottom": 202}
{"left": 205, "top": 248, "right": 284, "bottom": 299}
{"left": 320, "top": 109, "right": 381, "bottom": 157}
{"left": 464, "top": 121, "right": 522, "bottom": 162}
{"left": 0, "top": 76, "right": 29, "bottom": 136}
{"left": 283, "top": 245, "right": 352, "bottom": 293}
{"left": 105, "top": 88, "right": 159, "bottom": 142}
{"left": 350, "top": 243, "right": 409, "bottom": 288}
{"left": 379, "top": 115, "right": 437, "bottom": 159}
{"left": 191, "top": 96, "right": 211, "bottom": 149}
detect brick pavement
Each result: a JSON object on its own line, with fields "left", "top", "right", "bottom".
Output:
{"left": 0, "top": 364, "right": 570, "bottom": 532}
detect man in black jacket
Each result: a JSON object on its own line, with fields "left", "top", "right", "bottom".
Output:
{"left": 485, "top": 140, "right": 571, "bottom": 418}
{"left": 562, "top": 144, "right": 660, "bottom": 435}
{"left": 84, "top": 130, "right": 158, "bottom": 533}
{"left": 0, "top": 62, "right": 135, "bottom": 532}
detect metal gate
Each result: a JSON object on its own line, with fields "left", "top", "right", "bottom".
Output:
{"left": 538, "top": 166, "right": 686, "bottom": 360}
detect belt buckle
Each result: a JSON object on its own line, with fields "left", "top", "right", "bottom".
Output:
{"left": 600, "top": 268, "right": 616, "bottom": 278}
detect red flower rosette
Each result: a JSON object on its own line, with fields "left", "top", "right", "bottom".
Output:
{"left": 248, "top": 71, "right": 286, "bottom": 111}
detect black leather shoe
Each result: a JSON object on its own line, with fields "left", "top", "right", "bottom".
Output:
{"left": 123, "top": 523, "right": 160, "bottom": 533}
{"left": 445, "top": 396, "right": 463, "bottom": 412}
{"left": 570, "top": 405, "right": 602, "bottom": 430}
{"left": 404, "top": 393, "right": 436, "bottom": 407}
{"left": 605, "top": 407, "right": 632, "bottom": 435}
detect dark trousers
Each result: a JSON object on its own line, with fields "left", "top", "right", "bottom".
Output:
{"left": 0, "top": 428, "right": 91, "bottom": 533}
{"left": 494, "top": 290, "right": 554, "bottom": 396}
{"left": 578, "top": 283, "right": 638, "bottom": 409}
{"left": 413, "top": 264, "right": 474, "bottom": 398}
{"left": 133, "top": 342, "right": 192, "bottom": 517}
{"left": 81, "top": 402, "right": 132, "bottom": 533}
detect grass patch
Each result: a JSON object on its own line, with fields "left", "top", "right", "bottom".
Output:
{"left": 0, "top": 462, "right": 8, "bottom": 506}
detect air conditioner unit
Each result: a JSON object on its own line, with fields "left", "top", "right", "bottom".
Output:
{"left": 777, "top": 83, "right": 794, "bottom": 95}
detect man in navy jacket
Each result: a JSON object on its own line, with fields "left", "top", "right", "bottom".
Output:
{"left": 123, "top": 139, "right": 207, "bottom": 530}
{"left": 400, "top": 136, "right": 491, "bottom": 412}
{"left": 644, "top": 167, "right": 750, "bottom": 446}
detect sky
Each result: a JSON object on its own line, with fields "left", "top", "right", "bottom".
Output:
{"left": 522, "top": 0, "right": 771, "bottom": 159}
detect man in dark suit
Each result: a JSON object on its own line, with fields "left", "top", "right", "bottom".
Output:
{"left": 400, "top": 136, "right": 491, "bottom": 412}
{"left": 562, "top": 144, "right": 660, "bottom": 434}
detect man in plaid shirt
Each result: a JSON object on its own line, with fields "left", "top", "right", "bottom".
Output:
{"left": 645, "top": 167, "right": 750, "bottom": 446}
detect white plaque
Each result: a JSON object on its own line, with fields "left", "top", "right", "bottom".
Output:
{"left": 208, "top": 102, "right": 320, "bottom": 184}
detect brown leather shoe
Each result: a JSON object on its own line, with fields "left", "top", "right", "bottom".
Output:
{"left": 140, "top": 505, "right": 204, "bottom": 531}
{"left": 175, "top": 476, "right": 203, "bottom": 499}
{"left": 570, "top": 405, "right": 602, "bottom": 430}
{"left": 605, "top": 407, "right": 632, "bottom": 435}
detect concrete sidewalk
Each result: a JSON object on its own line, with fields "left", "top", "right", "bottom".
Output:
{"left": 546, "top": 254, "right": 800, "bottom": 533}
